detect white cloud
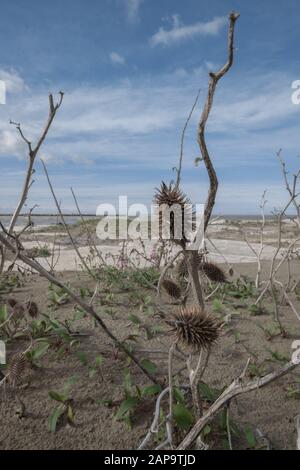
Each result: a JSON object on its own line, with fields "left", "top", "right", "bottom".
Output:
{"left": 150, "top": 15, "right": 227, "bottom": 47}
{"left": 0, "top": 130, "right": 27, "bottom": 158}
{"left": 0, "top": 68, "right": 299, "bottom": 176}
{"left": 0, "top": 69, "right": 26, "bottom": 93}
{"left": 125, "top": 0, "right": 143, "bottom": 23}
{"left": 109, "top": 52, "right": 126, "bottom": 65}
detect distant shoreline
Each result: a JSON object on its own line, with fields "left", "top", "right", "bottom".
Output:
{"left": 0, "top": 213, "right": 277, "bottom": 219}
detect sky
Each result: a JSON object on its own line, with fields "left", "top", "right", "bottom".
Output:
{"left": 0, "top": 0, "right": 300, "bottom": 215}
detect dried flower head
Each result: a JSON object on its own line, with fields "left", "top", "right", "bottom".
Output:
{"left": 200, "top": 262, "right": 227, "bottom": 283}
{"left": 169, "top": 306, "right": 221, "bottom": 350}
{"left": 26, "top": 300, "right": 39, "bottom": 318}
{"left": 153, "top": 182, "right": 194, "bottom": 244}
{"left": 7, "top": 353, "right": 26, "bottom": 386}
{"left": 162, "top": 279, "right": 181, "bottom": 299}
{"left": 12, "top": 303, "right": 25, "bottom": 323}
{"left": 176, "top": 254, "right": 203, "bottom": 278}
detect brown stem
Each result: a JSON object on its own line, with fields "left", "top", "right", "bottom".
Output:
{"left": 197, "top": 12, "right": 240, "bottom": 232}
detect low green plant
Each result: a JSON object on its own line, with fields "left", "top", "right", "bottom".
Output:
{"left": 48, "top": 377, "right": 78, "bottom": 432}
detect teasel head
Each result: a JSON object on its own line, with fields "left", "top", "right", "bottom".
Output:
{"left": 168, "top": 306, "right": 221, "bottom": 351}
{"left": 162, "top": 279, "right": 182, "bottom": 299}
{"left": 11, "top": 302, "right": 25, "bottom": 324}
{"left": 176, "top": 253, "right": 204, "bottom": 278}
{"left": 25, "top": 300, "right": 39, "bottom": 318}
{"left": 7, "top": 298, "right": 17, "bottom": 308}
{"left": 177, "top": 259, "right": 188, "bottom": 278}
{"left": 7, "top": 352, "right": 27, "bottom": 386}
{"left": 153, "top": 182, "right": 194, "bottom": 245}
{"left": 199, "top": 262, "right": 227, "bottom": 283}
{"left": 154, "top": 181, "right": 188, "bottom": 207}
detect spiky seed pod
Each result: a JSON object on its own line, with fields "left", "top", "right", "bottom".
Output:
{"left": 154, "top": 182, "right": 188, "bottom": 207}
{"left": 177, "top": 259, "right": 188, "bottom": 278}
{"left": 7, "top": 353, "right": 26, "bottom": 386}
{"left": 199, "top": 262, "right": 227, "bottom": 283}
{"left": 153, "top": 182, "right": 193, "bottom": 244}
{"left": 12, "top": 303, "right": 25, "bottom": 324}
{"left": 176, "top": 254, "right": 203, "bottom": 278}
{"left": 25, "top": 301, "right": 39, "bottom": 318}
{"left": 170, "top": 306, "right": 221, "bottom": 350}
{"left": 7, "top": 298, "right": 17, "bottom": 308}
{"left": 162, "top": 279, "right": 182, "bottom": 299}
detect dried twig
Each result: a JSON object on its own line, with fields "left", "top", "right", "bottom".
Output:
{"left": 0, "top": 231, "right": 159, "bottom": 385}
{"left": 177, "top": 358, "right": 299, "bottom": 450}
{"left": 7, "top": 93, "right": 64, "bottom": 236}
{"left": 198, "top": 12, "right": 240, "bottom": 232}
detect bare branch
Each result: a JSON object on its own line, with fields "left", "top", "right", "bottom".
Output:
{"left": 177, "top": 358, "right": 299, "bottom": 450}
{"left": 175, "top": 88, "right": 201, "bottom": 187}
{"left": 6, "top": 92, "right": 64, "bottom": 238}
{"left": 197, "top": 11, "right": 240, "bottom": 232}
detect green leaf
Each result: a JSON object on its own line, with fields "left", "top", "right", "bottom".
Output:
{"left": 212, "top": 299, "right": 223, "bottom": 313}
{"left": 245, "top": 425, "right": 256, "bottom": 449}
{"left": 128, "top": 314, "right": 142, "bottom": 325}
{"left": 74, "top": 308, "right": 85, "bottom": 321}
{"left": 0, "top": 304, "right": 8, "bottom": 323}
{"left": 76, "top": 351, "right": 88, "bottom": 365}
{"left": 141, "top": 359, "right": 157, "bottom": 375}
{"left": 173, "top": 387, "right": 185, "bottom": 404}
{"left": 94, "top": 355, "right": 103, "bottom": 367}
{"left": 32, "top": 342, "right": 50, "bottom": 360}
{"left": 123, "top": 368, "right": 133, "bottom": 397}
{"left": 67, "top": 404, "right": 75, "bottom": 424}
{"left": 115, "top": 397, "right": 138, "bottom": 419}
{"left": 202, "top": 424, "right": 211, "bottom": 437}
{"left": 49, "top": 404, "right": 65, "bottom": 432}
{"left": 48, "top": 391, "right": 66, "bottom": 403}
{"left": 142, "top": 384, "right": 162, "bottom": 397}
{"left": 173, "top": 404, "right": 194, "bottom": 430}
{"left": 198, "top": 382, "right": 221, "bottom": 402}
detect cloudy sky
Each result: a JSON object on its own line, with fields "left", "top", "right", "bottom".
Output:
{"left": 0, "top": 0, "right": 300, "bottom": 215}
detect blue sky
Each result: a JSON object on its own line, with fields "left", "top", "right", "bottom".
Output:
{"left": 0, "top": 0, "right": 300, "bottom": 214}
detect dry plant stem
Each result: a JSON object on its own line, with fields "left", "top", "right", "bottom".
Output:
{"left": 242, "top": 191, "right": 267, "bottom": 289}
{"left": 187, "top": 351, "right": 203, "bottom": 418}
{"left": 176, "top": 88, "right": 201, "bottom": 187}
{"left": 41, "top": 160, "right": 96, "bottom": 279}
{"left": 7, "top": 93, "right": 63, "bottom": 236}
{"left": 205, "top": 235, "right": 233, "bottom": 273}
{"left": 167, "top": 341, "right": 177, "bottom": 449}
{"left": 185, "top": 250, "right": 204, "bottom": 310}
{"left": 70, "top": 187, "right": 105, "bottom": 265}
{"left": 0, "top": 245, "right": 4, "bottom": 274}
{"left": 198, "top": 12, "right": 240, "bottom": 232}
{"left": 277, "top": 150, "right": 300, "bottom": 228}
{"left": 226, "top": 403, "right": 233, "bottom": 450}
{"left": 138, "top": 387, "right": 170, "bottom": 450}
{"left": 275, "top": 279, "right": 300, "bottom": 322}
{"left": 261, "top": 172, "right": 300, "bottom": 329}
{"left": 256, "top": 235, "right": 300, "bottom": 304}
{"left": 0, "top": 232, "right": 159, "bottom": 385}
{"left": 256, "top": 190, "right": 267, "bottom": 288}
{"left": 296, "top": 415, "right": 300, "bottom": 450}
{"left": 177, "top": 358, "right": 300, "bottom": 450}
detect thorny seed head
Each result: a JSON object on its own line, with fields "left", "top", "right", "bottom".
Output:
{"left": 168, "top": 306, "right": 221, "bottom": 351}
